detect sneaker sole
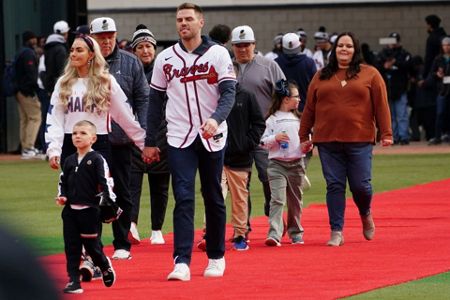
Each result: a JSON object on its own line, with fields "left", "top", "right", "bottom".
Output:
{"left": 63, "top": 288, "right": 83, "bottom": 294}
{"left": 265, "top": 238, "right": 281, "bottom": 247}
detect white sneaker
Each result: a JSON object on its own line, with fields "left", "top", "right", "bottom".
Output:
{"left": 150, "top": 230, "right": 165, "bottom": 245}
{"left": 112, "top": 249, "right": 131, "bottom": 260}
{"left": 128, "top": 222, "right": 140, "bottom": 245}
{"left": 167, "top": 263, "right": 190, "bottom": 281}
{"left": 203, "top": 257, "right": 225, "bottom": 277}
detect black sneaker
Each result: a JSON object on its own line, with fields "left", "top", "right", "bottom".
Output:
{"left": 63, "top": 281, "right": 83, "bottom": 294}
{"left": 102, "top": 258, "right": 116, "bottom": 287}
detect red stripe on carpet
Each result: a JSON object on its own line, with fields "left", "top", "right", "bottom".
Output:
{"left": 42, "top": 179, "right": 450, "bottom": 299}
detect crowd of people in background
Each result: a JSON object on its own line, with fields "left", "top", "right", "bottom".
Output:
{"left": 5, "top": 1, "right": 448, "bottom": 294}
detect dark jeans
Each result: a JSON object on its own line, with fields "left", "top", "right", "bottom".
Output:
{"left": 435, "top": 94, "right": 450, "bottom": 139}
{"left": 110, "top": 144, "right": 133, "bottom": 251}
{"left": 317, "top": 142, "right": 373, "bottom": 231}
{"left": 36, "top": 88, "right": 49, "bottom": 152}
{"left": 62, "top": 206, "right": 109, "bottom": 280}
{"left": 129, "top": 161, "right": 170, "bottom": 230}
{"left": 168, "top": 137, "right": 226, "bottom": 265}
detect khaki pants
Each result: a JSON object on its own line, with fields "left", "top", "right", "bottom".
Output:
{"left": 16, "top": 91, "right": 41, "bottom": 150}
{"left": 222, "top": 167, "right": 250, "bottom": 238}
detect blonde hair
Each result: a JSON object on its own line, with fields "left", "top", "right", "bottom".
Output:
{"left": 58, "top": 36, "right": 111, "bottom": 113}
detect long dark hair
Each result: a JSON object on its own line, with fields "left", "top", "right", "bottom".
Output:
{"left": 319, "top": 32, "right": 363, "bottom": 80}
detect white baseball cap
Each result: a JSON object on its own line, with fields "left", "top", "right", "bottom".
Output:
{"left": 282, "top": 33, "right": 301, "bottom": 55}
{"left": 90, "top": 17, "right": 117, "bottom": 34}
{"left": 53, "top": 20, "right": 70, "bottom": 34}
{"left": 231, "top": 25, "right": 255, "bottom": 44}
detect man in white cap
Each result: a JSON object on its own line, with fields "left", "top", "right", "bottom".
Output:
{"left": 312, "top": 29, "right": 332, "bottom": 70}
{"left": 42, "top": 20, "right": 70, "bottom": 94}
{"left": 89, "top": 17, "right": 149, "bottom": 260}
{"left": 231, "top": 25, "right": 285, "bottom": 219}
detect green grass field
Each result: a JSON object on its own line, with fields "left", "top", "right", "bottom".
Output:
{"left": 0, "top": 153, "right": 449, "bottom": 298}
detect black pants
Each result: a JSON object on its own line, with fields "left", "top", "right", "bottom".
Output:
{"left": 110, "top": 143, "right": 133, "bottom": 251}
{"left": 62, "top": 206, "right": 108, "bottom": 281}
{"left": 130, "top": 171, "right": 170, "bottom": 230}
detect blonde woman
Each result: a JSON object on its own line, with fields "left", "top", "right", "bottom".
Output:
{"left": 45, "top": 34, "right": 145, "bottom": 169}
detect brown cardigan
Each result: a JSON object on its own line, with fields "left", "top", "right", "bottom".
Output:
{"left": 300, "top": 64, "right": 392, "bottom": 144}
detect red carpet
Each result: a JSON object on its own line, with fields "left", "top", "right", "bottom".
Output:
{"left": 42, "top": 179, "right": 450, "bottom": 299}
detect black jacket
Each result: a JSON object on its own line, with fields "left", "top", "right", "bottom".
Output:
{"left": 15, "top": 46, "right": 38, "bottom": 97}
{"left": 377, "top": 46, "right": 412, "bottom": 101}
{"left": 275, "top": 53, "right": 316, "bottom": 112}
{"left": 224, "top": 84, "right": 265, "bottom": 168}
{"left": 425, "top": 55, "right": 450, "bottom": 97}
{"left": 59, "top": 151, "right": 115, "bottom": 207}
{"left": 106, "top": 46, "right": 149, "bottom": 145}
{"left": 42, "top": 34, "right": 68, "bottom": 93}
{"left": 424, "top": 27, "right": 447, "bottom": 77}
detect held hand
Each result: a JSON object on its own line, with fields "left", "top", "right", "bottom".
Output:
{"left": 55, "top": 196, "right": 67, "bottom": 206}
{"left": 49, "top": 156, "right": 60, "bottom": 170}
{"left": 381, "top": 139, "right": 393, "bottom": 147}
{"left": 275, "top": 132, "right": 290, "bottom": 143}
{"left": 301, "top": 140, "right": 314, "bottom": 153}
{"left": 142, "top": 147, "right": 160, "bottom": 164}
{"left": 200, "top": 118, "right": 219, "bottom": 139}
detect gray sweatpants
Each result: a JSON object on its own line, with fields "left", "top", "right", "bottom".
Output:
{"left": 267, "top": 158, "right": 305, "bottom": 241}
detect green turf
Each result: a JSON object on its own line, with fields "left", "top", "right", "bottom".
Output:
{"left": 0, "top": 153, "right": 449, "bottom": 297}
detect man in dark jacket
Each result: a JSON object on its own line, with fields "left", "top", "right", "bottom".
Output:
{"left": 15, "top": 31, "right": 42, "bottom": 159}
{"left": 223, "top": 83, "right": 265, "bottom": 251}
{"left": 90, "top": 17, "right": 149, "bottom": 260}
{"left": 377, "top": 32, "right": 412, "bottom": 145}
{"left": 275, "top": 32, "right": 316, "bottom": 112}
{"left": 424, "top": 15, "right": 447, "bottom": 78}
{"left": 42, "top": 20, "right": 69, "bottom": 94}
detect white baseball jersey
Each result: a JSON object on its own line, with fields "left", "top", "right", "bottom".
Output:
{"left": 151, "top": 41, "right": 236, "bottom": 152}
{"left": 46, "top": 75, "right": 145, "bottom": 159}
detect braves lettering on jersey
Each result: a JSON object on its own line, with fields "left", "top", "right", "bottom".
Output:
{"left": 151, "top": 42, "right": 236, "bottom": 151}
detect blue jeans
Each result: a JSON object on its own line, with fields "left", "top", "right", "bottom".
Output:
{"left": 168, "top": 137, "right": 226, "bottom": 265}
{"left": 434, "top": 94, "right": 450, "bottom": 139}
{"left": 317, "top": 142, "right": 373, "bottom": 231}
{"left": 389, "top": 93, "right": 410, "bottom": 142}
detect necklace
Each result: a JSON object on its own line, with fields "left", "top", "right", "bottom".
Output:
{"left": 334, "top": 74, "right": 347, "bottom": 87}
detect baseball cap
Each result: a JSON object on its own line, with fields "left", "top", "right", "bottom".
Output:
{"left": 282, "top": 33, "right": 301, "bottom": 55}
{"left": 73, "top": 25, "right": 90, "bottom": 35}
{"left": 90, "top": 17, "right": 117, "bottom": 34}
{"left": 53, "top": 20, "right": 70, "bottom": 34}
{"left": 297, "top": 30, "right": 307, "bottom": 38}
{"left": 231, "top": 25, "right": 255, "bottom": 44}
{"left": 314, "top": 31, "right": 329, "bottom": 41}
{"left": 388, "top": 32, "right": 401, "bottom": 43}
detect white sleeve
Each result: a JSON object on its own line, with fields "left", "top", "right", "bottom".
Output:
{"left": 215, "top": 46, "right": 236, "bottom": 83}
{"left": 260, "top": 117, "right": 277, "bottom": 149}
{"left": 45, "top": 81, "right": 65, "bottom": 159}
{"left": 109, "top": 76, "right": 146, "bottom": 150}
{"left": 149, "top": 54, "right": 167, "bottom": 91}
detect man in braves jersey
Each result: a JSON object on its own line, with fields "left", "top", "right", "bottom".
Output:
{"left": 143, "top": 2, "right": 236, "bottom": 281}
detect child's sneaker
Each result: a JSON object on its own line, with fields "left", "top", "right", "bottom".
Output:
{"left": 233, "top": 236, "right": 249, "bottom": 251}
{"left": 291, "top": 236, "right": 304, "bottom": 244}
{"left": 102, "top": 258, "right": 116, "bottom": 287}
{"left": 63, "top": 281, "right": 83, "bottom": 294}
{"left": 265, "top": 236, "right": 281, "bottom": 247}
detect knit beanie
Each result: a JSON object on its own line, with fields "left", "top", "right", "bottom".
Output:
{"left": 131, "top": 24, "right": 157, "bottom": 50}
